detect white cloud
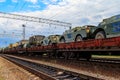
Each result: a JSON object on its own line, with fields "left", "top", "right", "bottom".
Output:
{"left": 5, "top": 0, "right": 120, "bottom": 25}
{"left": 25, "top": 0, "right": 38, "bottom": 4}
{"left": 12, "top": 0, "right": 18, "bottom": 3}
{"left": 28, "top": 5, "right": 41, "bottom": 8}
{"left": 41, "top": 0, "right": 63, "bottom": 5}
{"left": 0, "top": 0, "right": 5, "bottom": 2}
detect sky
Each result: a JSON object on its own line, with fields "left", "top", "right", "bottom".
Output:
{"left": 0, "top": 0, "right": 120, "bottom": 47}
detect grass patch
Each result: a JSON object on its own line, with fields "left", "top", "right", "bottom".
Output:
{"left": 92, "top": 55, "right": 120, "bottom": 59}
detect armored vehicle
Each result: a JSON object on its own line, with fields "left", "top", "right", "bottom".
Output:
{"left": 59, "top": 25, "right": 96, "bottom": 43}
{"left": 29, "top": 35, "right": 45, "bottom": 46}
{"left": 92, "top": 14, "right": 120, "bottom": 39}
{"left": 23, "top": 43, "right": 31, "bottom": 48}
{"left": 41, "top": 35, "right": 61, "bottom": 45}
{"left": 60, "top": 14, "right": 120, "bottom": 43}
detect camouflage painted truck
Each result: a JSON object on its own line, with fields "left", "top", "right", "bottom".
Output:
{"left": 59, "top": 14, "right": 120, "bottom": 43}
{"left": 41, "top": 35, "right": 61, "bottom": 45}
{"left": 59, "top": 25, "right": 96, "bottom": 43}
{"left": 29, "top": 35, "right": 45, "bottom": 46}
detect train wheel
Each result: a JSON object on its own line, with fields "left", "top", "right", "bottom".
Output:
{"left": 76, "top": 53, "right": 80, "bottom": 60}
{"left": 48, "top": 52, "right": 55, "bottom": 58}
{"left": 75, "top": 35, "right": 82, "bottom": 42}
{"left": 95, "top": 31, "right": 105, "bottom": 39}
{"left": 56, "top": 52, "right": 64, "bottom": 59}
{"left": 87, "top": 55, "right": 91, "bottom": 61}
{"left": 69, "top": 52, "right": 76, "bottom": 59}
{"left": 60, "top": 37, "right": 65, "bottom": 43}
{"left": 63, "top": 52, "right": 69, "bottom": 60}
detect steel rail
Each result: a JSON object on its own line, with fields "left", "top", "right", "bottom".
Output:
{"left": 2, "top": 55, "right": 101, "bottom": 80}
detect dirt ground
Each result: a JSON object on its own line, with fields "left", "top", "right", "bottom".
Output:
{"left": 0, "top": 56, "right": 42, "bottom": 80}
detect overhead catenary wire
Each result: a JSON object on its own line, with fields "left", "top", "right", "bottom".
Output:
{"left": 0, "top": 12, "right": 71, "bottom": 28}
{"left": 19, "top": 1, "right": 27, "bottom": 11}
{"left": 1, "top": 1, "right": 23, "bottom": 38}
{"left": 12, "top": 0, "right": 21, "bottom": 12}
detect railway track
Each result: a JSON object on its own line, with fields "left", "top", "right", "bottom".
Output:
{"left": 1, "top": 55, "right": 100, "bottom": 80}
{"left": 1, "top": 54, "right": 120, "bottom": 80}
{"left": 90, "top": 57, "right": 120, "bottom": 64}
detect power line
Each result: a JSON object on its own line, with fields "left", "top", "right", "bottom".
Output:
{"left": 12, "top": 0, "right": 20, "bottom": 12}
{"left": 19, "top": 1, "right": 27, "bottom": 11}
{"left": 0, "top": 12, "right": 72, "bottom": 28}
{"left": 49, "top": 4, "right": 74, "bottom": 19}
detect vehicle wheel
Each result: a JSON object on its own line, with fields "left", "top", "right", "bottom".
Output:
{"left": 60, "top": 37, "right": 65, "bottom": 43}
{"left": 75, "top": 35, "right": 82, "bottom": 42}
{"left": 95, "top": 31, "right": 106, "bottom": 39}
{"left": 48, "top": 41, "right": 52, "bottom": 45}
{"left": 40, "top": 42, "right": 43, "bottom": 46}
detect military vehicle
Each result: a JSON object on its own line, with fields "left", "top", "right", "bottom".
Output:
{"left": 29, "top": 35, "right": 45, "bottom": 46}
{"left": 59, "top": 25, "right": 96, "bottom": 43}
{"left": 23, "top": 43, "right": 31, "bottom": 48}
{"left": 59, "top": 14, "right": 120, "bottom": 43}
{"left": 93, "top": 14, "right": 120, "bottom": 39}
{"left": 41, "top": 35, "right": 61, "bottom": 45}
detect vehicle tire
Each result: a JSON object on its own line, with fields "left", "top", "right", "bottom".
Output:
{"left": 60, "top": 37, "right": 65, "bottom": 43}
{"left": 48, "top": 41, "right": 52, "bottom": 45}
{"left": 40, "top": 41, "right": 44, "bottom": 46}
{"left": 95, "top": 31, "right": 106, "bottom": 39}
{"left": 75, "top": 35, "right": 82, "bottom": 42}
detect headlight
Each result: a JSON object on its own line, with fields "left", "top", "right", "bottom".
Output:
{"left": 53, "top": 37, "right": 57, "bottom": 41}
{"left": 86, "top": 28, "right": 90, "bottom": 33}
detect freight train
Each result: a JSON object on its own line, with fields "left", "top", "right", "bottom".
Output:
{"left": 2, "top": 14, "right": 120, "bottom": 60}
{"left": 3, "top": 36, "right": 120, "bottom": 60}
